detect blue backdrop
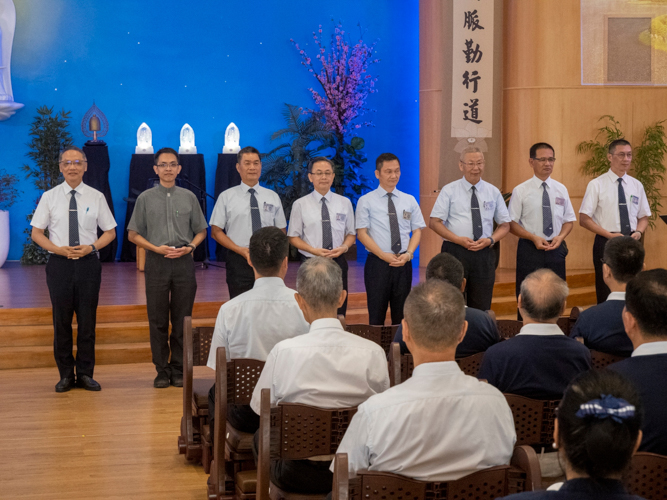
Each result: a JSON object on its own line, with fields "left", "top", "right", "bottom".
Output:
{"left": 0, "top": 0, "right": 419, "bottom": 262}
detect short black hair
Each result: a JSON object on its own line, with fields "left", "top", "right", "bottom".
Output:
{"left": 154, "top": 147, "right": 180, "bottom": 166}
{"left": 308, "top": 156, "right": 334, "bottom": 173}
{"left": 609, "top": 139, "right": 631, "bottom": 155}
{"left": 625, "top": 269, "right": 667, "bottom": 338}
{"left": 529, "top": 142, "right": 554, "bottom": 158}
{"left": 248, "top": 227, "right": 289, "bottom": 276}
{"left": 59, "top": 145, "right": 87, "bottom": 162}
{"left": 376, "top": 152, "right": 400, "bottom": 171}
{"left": 603, "top": 237, "right": 644, "bottom": 284}
{"left": 237, "top": 146, "right": 261, "bottom": 164}
{"left": 425, "top": 253, "right": 464, "bottom": 289}
{"left": 558, "top": 370, "right": 643, "bottom": 479}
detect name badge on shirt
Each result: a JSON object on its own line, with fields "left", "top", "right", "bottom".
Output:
{"left": 336, "top": 213, "right": 346, "bottom": 222}
{"left": 555, "top": 197, "right": 566, "bottom": 207}
{"left": 483, "top": 201, "right": 494, "bottom": 211}
{"left": 402, "top": 210, "right": 412, "bottom": 220}
{"left": 630, "top": 195, "right": 639, "bottom": 205}
{"left": 263, "top": 202, "right": 275, "bottom": 212}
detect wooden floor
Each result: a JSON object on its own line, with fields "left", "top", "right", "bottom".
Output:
{"left": 0, "top": 362, "right": 210, "bottom": 499}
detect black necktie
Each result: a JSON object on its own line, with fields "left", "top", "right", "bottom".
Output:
{"left": 69, "top": 189, "right": 80, "bottom": 246}
{"left": 248, "top": 188, "right": 261, "bottom": 234}
{"left": 387, "top": 193, "right": 402, "bottom": 254}
{"left": 321, "top": 198, "right": 333, "bottom": 250}
{"left": 471, "top": 186, "right": 483, "bottom": 241}
{"left": 542, "top": 182, "right": 553, "bottom": 238}
{"left": 617, "top": 178, "right": 632, "bottom": 236}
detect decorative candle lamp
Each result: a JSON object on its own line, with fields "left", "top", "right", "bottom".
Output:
{"left": 179, "top": 123, "right": 196, "bottom": 154}
{"left": 223, "top": 122, "right": 240, "bottom": 153}
{"left": 135, "top": 122, "right": 154, "bottom": 154}
{"left": 82, "top": 102, "right": 109, "bottom": 146}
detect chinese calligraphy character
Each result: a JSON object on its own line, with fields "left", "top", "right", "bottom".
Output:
{"left": 463, "top": 99, "right": 482, "bottom": 124}
{"left": 462, "top": 70, "right": 481, "bottom": 93}
{"left": 463, "top": 39, "right": 483, "bottom": 63}
{"left": 464, "top": 10, "right": 485, "bottom": 31}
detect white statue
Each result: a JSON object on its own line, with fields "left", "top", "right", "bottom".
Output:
{"left": 0, "top": 0, "right": 24, "bottom": 120}
{"left": 179, "top": 123, "right": 196, "bottom": 154}
{"left": 135, "top": 122, "right": 154, "bottom": 154}
{"left": 223, "top": 122, "right": 241, "bottom": 154}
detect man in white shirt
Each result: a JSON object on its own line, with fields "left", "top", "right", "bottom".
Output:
{"left": 509, "top": 143, "right": 576, "bottom": 303}
{"left": 288, "top": 157, "right": 356, "bottom": 316}
{"left": 31, "top": 146, "right": 117, "bottom": 392}
{"left": 579, "top": 139, "right": 650, "bottom": 303}
{"left": 210, "top": 146, "right": 287, "bottom": 298}
{"left": 356, "top": 153, "right": 426, "bottom": 325}
{"left": 206, "top": 227, "right": 309, "bottom": 435}
{"left": 332, "top": 279, "right": 515, "bottom": 481}
{"left": 430, "top": 146, "right": 511, "bottom": 311}
{"left": 250, "top": 257, "right": 390, "bottom": 494}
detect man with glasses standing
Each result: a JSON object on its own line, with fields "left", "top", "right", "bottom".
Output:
{"left": 31, "top": 146, "right": 117, "bottom": 392}
{"left": 508, "top": 143, "right": 576, "bottom": 306}
{"left": 579, "top": 139, "right": 650, "bottom": 303}
{"left": 429, "top": 146, "right": 510, "bottom": 311}
{"left": 288, "top": 157, "right": 356, "bottom": 316}
{"left": 128, "top": 147, "right": 208, "bottom": 388}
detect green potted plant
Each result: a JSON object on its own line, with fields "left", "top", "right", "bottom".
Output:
{"left": 0, "top": 169, "right": 21, "bottom": 267}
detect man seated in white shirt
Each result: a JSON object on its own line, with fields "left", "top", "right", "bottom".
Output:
{"left": 333, "top": 280, "right": 516, "bottom": 481}
{"left": 206, "top": 227, "right": 309, "bottom": 437}
{"left": 250, "top": 257, "right": 390, "bottom": 494}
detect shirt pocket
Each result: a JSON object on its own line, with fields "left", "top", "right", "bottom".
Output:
{"left": 82, "top": 208, "right": 99, "bottom": 231}
{"left": 260, "top": 202, "right": 278, "bottom": 225}
{"left": 628, "top": 194, "right": 640, "bottom": 217}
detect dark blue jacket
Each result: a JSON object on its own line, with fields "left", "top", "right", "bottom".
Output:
{"left": 570, "top": 299, "right": 633, "bottom": 357}
{"left": 498, "top": 478, "right": 645, "bottom": 500}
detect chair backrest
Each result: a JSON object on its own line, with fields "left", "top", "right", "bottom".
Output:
{"left": 556, "top": 316, "right": 570, "bottom": 335}
{"left": 486, "top": 309, "right": 497, "bottom": 323}
{"left": 624, "top": 452, "right": 667, "bottom": 500}
{"left": 496, "top": 320, "right": 523, "bottom": 340}
{"left": 590, "top": 350, "right": 627, "bottom": 370}
{"left": 504, "top": 394, "right": 560, "bottom": 447}
{"left": 345, "top": 324, "right": 398, "bottom": 354}
{"left": 388, "top": 343, "right": 485, "bottom": 385}
{"left": 456, "top": 351, "right": 485, "bottom": 377}
{"left": 569, "top": 306, "right": 582, "bottom": 331}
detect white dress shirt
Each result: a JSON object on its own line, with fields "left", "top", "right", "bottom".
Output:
{"left": 355, "top": 187, "right": 426, "bottom": 253}
{"left": 508, "top": 176, "right": 576, "bottom": 239}
{"left": 209, "top": 182, "right": 287, "bottom": 247}
{"left": 206, "top": 277, "right": 309, "bottom": 369}
{"left": 579, "top": 170, "right": 650, "bottom": 232}
{"left": 250, "top": 318, "right": 390, "bottom": 413}
{"left": 31, "top": 181, "right": 117, "bottom": 248}
{"left": 517, "top": 323, "right": 565, "bottom": 336}
{"left": 607, "top": 291, "right": 626, "bottom": 301}
{"left": 431, "top": 178, "right": 511, "bottom": 240}
{"left": 332, "top": 361, "right": 516, "bottom": 480}
{"left": 632, "top": 341, "right": 667, "bottom": 357}
{"left": 288, "top": 190, "right": 356, "bottom": 257}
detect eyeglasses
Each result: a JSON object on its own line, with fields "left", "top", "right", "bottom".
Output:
{"left": 462, "top": 161, "right": 485, "bottom": 168}
{"left": 532, "top": 157, "right": 556, "bottom": 163}
{"left": 156, "top": 162, "right": 179, "bottom": 169}
{"left": 612, "top": 153, "right": 633, "bottom": 159}
{"left": 61, "top": 160, "right": 87, "bottom": 167}
{"left": 311, "top": 171, "right": 334, "bottom": 177}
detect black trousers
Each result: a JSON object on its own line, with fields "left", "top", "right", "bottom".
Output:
{"left": 226, "top": 249, "right": 255, "bottom": 299}
{"left": 207, "top": 383, "right": 260, "bottom": 443}
{"left": 46, "top": 254, "right": 101, "bottom": 379}
{"left": 364, "top": 253, "right": 412, "bottom": 326}
{"left": 300, "top": 254, "right": 349, "bottom": 316}
{"left": 144, "top": 251, "right": 197, "bottom": 377}
{"left": 515, "top": 239, "right": 568, "bottom": 297}
{"left": 593, "top": 234, "right": 611, "bottom": 304}
{"left": 441, "top": 241, "right": 495, "bottom": 312}
{"left": 252, "top": 431, "right": 333, "bottom": 494}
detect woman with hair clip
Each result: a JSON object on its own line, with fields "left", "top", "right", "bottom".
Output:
{"left": 499, "top": 370, "right": 646, "bottom": 499}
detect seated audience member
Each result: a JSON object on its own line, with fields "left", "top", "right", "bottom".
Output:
{"left": 570, "top": 236, "right": 644, "bottom": 357}
{"left": 333, "top": 280, "right": 516, "bottom": 481}
{"left": 206, "top": 227, "right": 309, "bottom": 437}
{"left": 393, "top": 252, "right": 500, "bottom": 357}
{"left": 611, "top": 269, "right": 667, "bottom": 456}
{"left": 499, "top": 370, "right": 644, "bottom": 499}
{"left": 250, "top": 257, "right": 390, "bottom": 494}
{"left": 479, "top": 269, "right": 591, "bottom": 399}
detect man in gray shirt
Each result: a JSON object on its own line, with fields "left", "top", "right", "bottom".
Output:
{"left": 128, "top": 147, "right": 208, "bottom": 388}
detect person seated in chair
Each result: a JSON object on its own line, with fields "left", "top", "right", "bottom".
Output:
{"left": 206, "top": 227, "right": 309, "bottom": 438}
{"left": 611, "top": 268, "right": 667, "bottom": 456}
{"left": 392, "top": 252, "right": 500, "bottom": 358}
{"left": 479, "top": 269, "right": 591, "bottom": 400}
{"left": 499, "top": 370, "right": 644, "bottom": 499}
{"left": 333, "top": 280, "right": 516, "bottom": 481}
{"left": 250, "top": 257, "right": 390, "bottom": 495}
{"left": 570, "top": 236, "right": 644, "bottom": 357}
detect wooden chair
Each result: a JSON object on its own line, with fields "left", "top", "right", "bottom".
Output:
{"left": 590, "top": 350, "right": 627, "bottom": 370}
{"left": 504, "top": 394, "right": 560, "bottom": 448}
{"left": 345, "top": 324, "right": 398, "bottom": 354}
{"left": 178, "top": 316, "right": 215, "bottom": 464}
{"left": 457, "top": 351, "right": 485, "bottom": 378}
{"left": 331, "top": 445, "right": 541, "bottom": 499}
{"left": 497, "top": 320, "right": 523, "bottom": 340}
{"left": 569, "top": 306, "right": 587, "bottom": 332}
{"left": 256, "top": 388, "right": 358, "bottom": 500}
{"left": 556, "top": 316, "right": 570, "bottom": 335}
{"left": 624, "top": 452, "right": 667, "bottom": 500}
{"left": 486, "top": 309, "right": 497, "bottom": 322}
{"left": 206, "top": 347, "right": 265, "bottom": 499}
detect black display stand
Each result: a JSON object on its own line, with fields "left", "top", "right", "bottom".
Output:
{"left": 82, "top": 145, "right": 117, "bottom": 262}
{"left": 213, "top": 153, "right": 242, "bottom": 262}
{"left": 120, "top": 153, "right": 207, "bottom": 262}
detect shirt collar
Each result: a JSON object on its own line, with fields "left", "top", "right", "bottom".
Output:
{"left": 156, "top": 183, "right": 177, "bottom": 194}
{"left": 251, "top": 277, "right": 286, "bottom": 289}
{"left": 412, "top": 360, "right": 462, "bottom": 378}
{"left": 632, "top": 341, "right": 667, "bottom": 357}
{"left": 312, "top": 190, "right": 333, "bottom": 203}
{"left": 606, "top": 291, "right": 626, "bottom": 301}
{"left": 461, "top": 177, "right": 484, "bottom": 191}
{"left": 606, "top": 169, "right": 628, "bottom": 183}
{"left": 531, "top": 175, "right": 552, "bottom": 189}
{"left": 376, "top": 186, "right": 399, "bottom": 198}
{"left": 241, "top": 181, "right": 260, "bottom": 192}
{"left": 62, "top": 181, "right": 86, "bottom": 196}
{"left": 309, "top": 317, "right": 344, "bottom": 332}
{"left": 517, "top": 323, "right": 564, "bottom": 336}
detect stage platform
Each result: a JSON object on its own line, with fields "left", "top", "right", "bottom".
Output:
{"left": 0, "top": 261, "right": 596, "bottom": 370}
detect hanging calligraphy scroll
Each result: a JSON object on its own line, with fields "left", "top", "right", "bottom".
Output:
{"left": 451, "top": 0, "right": 494, "bottom": 137}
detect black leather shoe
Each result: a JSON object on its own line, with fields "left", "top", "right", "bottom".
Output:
{"left": 55, "top": 377, "right": 76, "bottom": 393}
{"left": 76, "top": 374, "right": 101, "bottom": 391}
{"left": 154, "top": 374, "right": 170, "bottom": 389}
{"left": 171, "top": 374, "right": 183, "bottom": 387}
